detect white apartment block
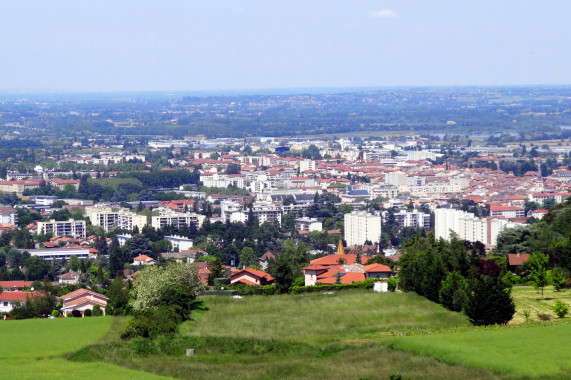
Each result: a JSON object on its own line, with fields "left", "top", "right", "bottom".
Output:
{"left": 151, "top": 211, "right": 206, "bottom": 230}
{"left": 86, "top": 206, "right": 148, "bottom": 232}
{"left": 37, "top": 219, "right": 86, "bottom": 239}
{"left": 408, "top": 182, "right": 463, "bottom": 196}
{"left": 385, "top": 171, "right": 407, "bottom": 187}
{"left": 200, "top": 173, "right": 246, "bottom": 189}
{"left": 405, "top": 151, "right": 437, "bottom": 161}
{"left": 344, "top": 211, "right": 382, "bottom": 247}
{"left": 394, "top": 211, "right": 431, "bottom": 229}
{"left": 299, "top": 159, "right": 316, "bottom": 173}
{"left": 0, "top": 207, "right": 17, "bottom": 225}
{"left": 226, "top": 201, "right": 283, "bottom": 226}
{"left": 363, "top": 150, "right": 391, "bottom": 162}
{"left": 165, "top": 235, "right": 194, "bottom": 251}
{"left": 435, "top": 208, "right": 522, "bottom": 247}
{"left": 295, "top": 218, "right": 322, "bottom": 232}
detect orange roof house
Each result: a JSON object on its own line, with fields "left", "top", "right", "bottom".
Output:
{"left": 230, "top": 268, "right": 274, "bottom": 286}
{"left": 61, "top": 288, "right": 108, "bottom": 317}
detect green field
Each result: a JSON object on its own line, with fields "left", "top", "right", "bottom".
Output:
{"left": 511, "top": 286, "right": 571, "bottom": 324}
{"left": 0, "top": 317, "right": 166, "bottom": 380}
{"left": 7, "top": 290, "right": 571, "bottom": 379}
{"left": 72, "top": 291, "right": 504, "bottom": 379}
{"left": 385, "top": 323, "right": 571, "bottom": 377}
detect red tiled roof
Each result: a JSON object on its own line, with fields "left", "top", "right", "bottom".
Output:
{"left": 0, "top": 281, "right": 33, "bottom": 289}
{"left": 310, "top": 254, "right": 359, "bottom": 266}
{"left": 0, "top": 291, "right": 41, "bottom": 301}
{"left": 316, "top": 272, "right": 365, "bottom": 284}
{"left": 364, "top": 263, "right": 392, "bottom": 273}
{"left": 508, "top": 253, "right": 530, "bottom": 266}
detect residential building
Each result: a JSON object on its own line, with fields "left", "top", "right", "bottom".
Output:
{"left": 230, "top": 268, "right": 274, "bottom": 286}
{"left": 24, "top": 248, "right": 92, "bottom": 261}
{"left": 165, "top": 235, "right": 194, "bottom": 251}
{"left": 61, "top": 288, "right": 108, "bottom": 317}
{"left": 435, "top": 208, "right": 522, "bottom": 247}
{"left": 295, "top": 218, "right": 322, "bottom": 232}
{"left": 0, "top": 207, "right": 17, "bottom": 225}
{"left": 151, "top": 210, "right": 205, "bottom": 230}
{"left": 37, "top": 219, "right": 86, "bottom": 239}
{"left": 393, "top": 210, "right": 431, "bottom": 229}
{"left": 344, "top": 211, "right": 382, "bottom": 247}
{"left": 86, "top": 206, "right": 147, "bottom": 232}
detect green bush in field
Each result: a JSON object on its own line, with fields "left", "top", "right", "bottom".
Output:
{"left": 84, "top": 309, "right": 92, "bottom": 317}
{"left": 121, "top": 306, "right": 182, "bottom": 339}
{"left": 552, "top": 301, "right": 568, "bottom": 318}
{"left": 551, "top": 267, "right": 566, "bottom": 291}
{"left": 51, "top": 310, "right": 59, "bottom": 318}
{"left": 388, "top": 277, "right": 398, "bottom": 292}
{"left": 92, "top": 304, "right": 103, "bottom": 317}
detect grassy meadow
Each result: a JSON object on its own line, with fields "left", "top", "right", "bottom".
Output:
{"left": 72, "top": 291, "right": 505, "bottom": 379}
{"left": 385, "top": 323, "right": 571, "bottom": 378}
{"left": 0, "top": 317, "right": 166, "bottom": 379}
{"left": 7, "top": 289, "right": 571, "bottom": 379}
{"left": 511, "top": 286, "right": 571, "bottom": 324}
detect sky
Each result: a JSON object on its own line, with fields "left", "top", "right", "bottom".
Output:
{"left": 1, "top": 0, "right": 570, "bottom": 92}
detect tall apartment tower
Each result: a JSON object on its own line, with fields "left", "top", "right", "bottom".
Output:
{"left": 344, "top": 211, "right": 382, "bottom": 247}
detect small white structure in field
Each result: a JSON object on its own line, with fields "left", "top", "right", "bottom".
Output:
{"left": 373, "top": 281, "right": 388, "bottom": 293}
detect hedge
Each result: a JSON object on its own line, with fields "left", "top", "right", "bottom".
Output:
{"left": 289, "top": 279, "right": 376, "bottom": 294}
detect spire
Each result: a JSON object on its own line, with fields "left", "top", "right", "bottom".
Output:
{"left": 336, "top": 238, "right": 345, "bottom": 255}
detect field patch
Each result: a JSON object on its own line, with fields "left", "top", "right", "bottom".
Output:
{"left": 0, "top": 317, "right": 166, "bottom": 379}
{"left": 385, "top": 323, "right": 571, "bottom": 377}
{"left": 511, "top": 286, "right": 571, "bottom": 324}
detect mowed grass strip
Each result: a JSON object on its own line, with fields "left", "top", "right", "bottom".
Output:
{"left": 185, "top": 290, "right": 470, "bottom": 344}
{"left": 0, "top": 317, "right": 168, "bottom": 379}
{"left": 2, "top": 358, "right": 169, "bottom": 380}
{"left": 0, "top": 317, "right": 113, "bottom": 359}
{"left": 385, "top": 323, "right": 571, "bottom": 377}
{"left": 511, "top": 286, "right": 571, "bottom": 324}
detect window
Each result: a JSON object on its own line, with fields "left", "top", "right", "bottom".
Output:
{"left": 3, "top": 302, "right": 8, "bottom": 307}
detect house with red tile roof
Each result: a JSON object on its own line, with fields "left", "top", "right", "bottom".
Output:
{"left": 0, "top": 291, "right": 42, "bottom": 314}
{"left": 230, "top": 268, "right": 274, "bottom": 286}
{"left": 508, "top": 253, "right": 530, "bottom": 273}
{"left": 0, "top": 281, "right": 34, "bottom": 291}
{"left": 133, "top": 254, "right": 156, "bottom": 266}
{"left": 61, "top": 288, "right": 108, "bottom": 317}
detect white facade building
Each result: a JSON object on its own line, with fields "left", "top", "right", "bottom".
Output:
{"left": 37, "top": 219, "right": 86, "bottom": 239}
{"left": 344, "top": 211, "right": 382, "bottom": 247}
{"left": 393, "top": 210, "right": 431, "bottom": 229}
{"left": 435, "top": 208, "right": 522, "bottom": 247}
{"left": 86, "top": 206, "right": 148, "bottom": 232}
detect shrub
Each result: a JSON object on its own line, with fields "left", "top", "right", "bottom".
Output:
{"left": 553, "top": 301, "right": 569, "bottom": 318}
{"left": 293, "top": 276, "right": 305, "bottom": 287}
{"left": 121, "top": 306, "right": 182, "bottom": 340}
{"left": 213, "top": 278, "right": 230, "bottom": 286}
{"left": 387, "top": 277, "right": 398, "bottom": 292}
{"left": 263, "top": 285, "right": 277, "bottom": 296}
{"left": 83, "top": 309, "right": 92, "bottom": 317}
{"left": 551, "top": 267, "right": 566, "bottom": 291}
{"left": 72, "top": 310, "right": 82, "bottom": 318}
{"left": 51, "top": 310, "right": 59, "bottom": 318}
{"left": 92, "top": 304, "right": 103, "bottom": 317}
{"left": 289, "top": 279, "right": 375, "bottom": 294}
{"left": 537, "top": 312, "right": 552, "bottom": 321}
{"left": 522, "top": 309, "right": 531, "bottom": 322}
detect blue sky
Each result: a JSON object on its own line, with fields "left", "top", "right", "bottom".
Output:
{"left": 1, "top": 0, "right": 570, "bottom": 92}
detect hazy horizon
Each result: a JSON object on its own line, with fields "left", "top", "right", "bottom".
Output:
{"left": 1, "top": 1, "right": 570, "bottom": 92}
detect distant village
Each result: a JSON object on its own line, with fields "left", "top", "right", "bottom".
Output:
{"left": 0, "top": 133, "right": 570, "bottom": 317}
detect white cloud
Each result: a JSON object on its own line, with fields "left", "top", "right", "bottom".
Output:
{"left": 369, "top": 10, "right": 397, "bottom": 19}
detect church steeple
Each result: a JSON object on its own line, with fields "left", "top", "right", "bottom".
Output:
{"left": 336, "top": 239, "right": 345, "bottom": 255}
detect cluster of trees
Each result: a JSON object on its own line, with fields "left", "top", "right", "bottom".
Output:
{"left": 494, "top": 198, "right": 571, "bottom": 275}
{"left": 122, "top": 263, "right": 204, "bottom": 339}
{"left": 399, "top": 233, "right": 516, "bottom": 325}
